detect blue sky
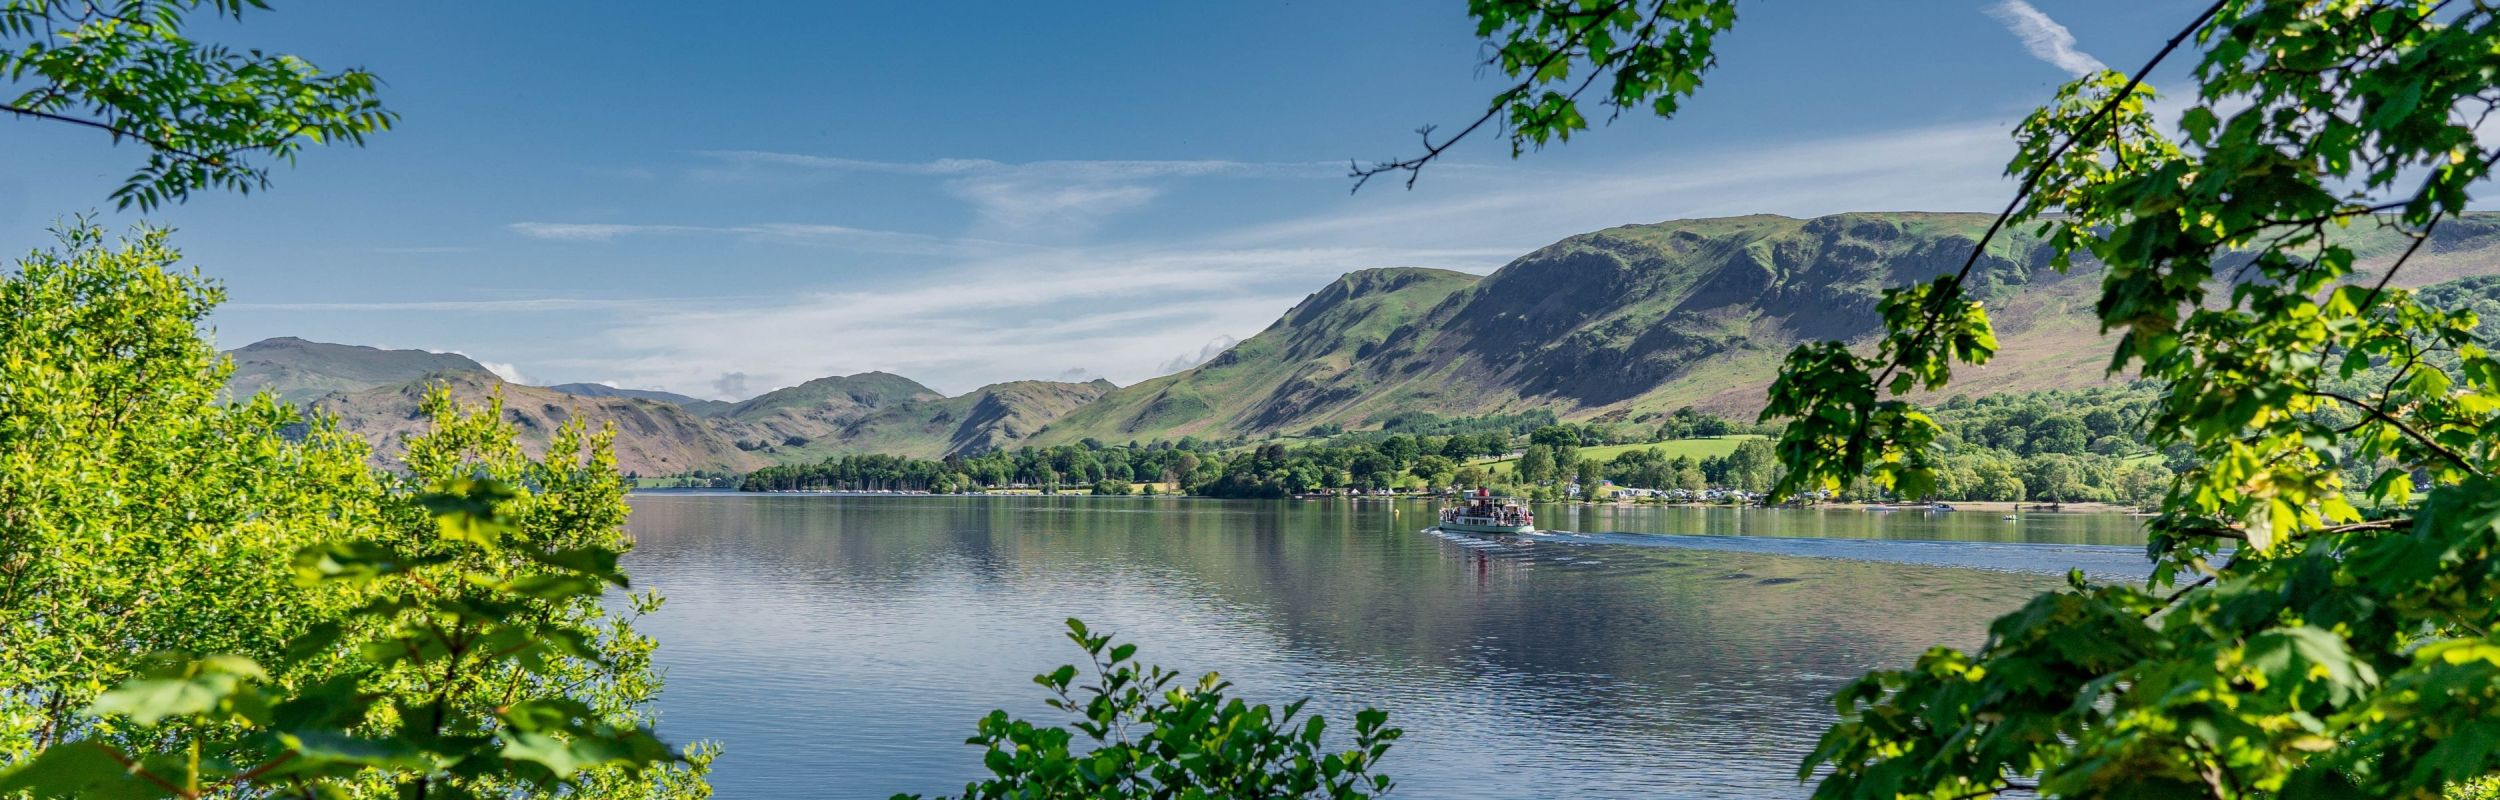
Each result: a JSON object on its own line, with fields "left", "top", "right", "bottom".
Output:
{"left": 0, "top": 0, "right": 2185, "bottom": 398}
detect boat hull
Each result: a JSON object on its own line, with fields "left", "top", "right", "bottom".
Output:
{"left": 1436, "top": 521, "right": 1536, "bottom": 535}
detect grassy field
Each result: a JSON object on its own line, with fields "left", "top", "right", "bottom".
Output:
{"left": 1475, "top": 435, "right": 1766, "bottom": 476}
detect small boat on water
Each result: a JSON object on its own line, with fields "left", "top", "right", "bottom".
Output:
{"left": 1437, "top": 489, "right": 1536, "bottom": 534}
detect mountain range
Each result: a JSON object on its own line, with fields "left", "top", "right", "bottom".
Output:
{"left": 229, "top": 338, "right": 1116, "bottom": 475}
{"left": 228, "top": 211, "right": 2500, "bottom": 474}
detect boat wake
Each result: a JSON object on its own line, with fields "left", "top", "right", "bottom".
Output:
{"left": 1425, "top": 527, "right": 2151, "bottom": 582}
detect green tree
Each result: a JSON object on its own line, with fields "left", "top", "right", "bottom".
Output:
{"left": 1719, "top": 438, "right": 1779, "bottom": 494}
{"left": 1528, "top": 425, "right": 1581, "bottom": 449}
{"left": 1517, "top": 444, "right": 1556, "bottom": 485}
{"left": 906, "top": 620, "right": 1397, "bottom": 800}
{"left": 0, "top": 228, "right": 710, "bottom": 797}
{"left": 2, "top": 0, "right": 394, "bottom": 210}
{"left": 2082, "top": 407, "right": 2125, "bottom": 439}
{"left": 1412, "top": 454, "right": 1460, "bottom": 488}
{"left": 2020, "top": 453, "right": 2089, "bottom": 504}
{"left": 1378, "top": 434, "right": 1421, "bottom": 466}
{"left": 2025, "top": 415, "right": 2089, "bottom": 455}
{"left": 1404, "top": 1, "right": 2500, "bottom": 795}
{"left": 1970, "top": 454, "right": 2029, "bottom": 503}
{"left": 1671, "top": 456, "right": 1707, "bottom": 493}
{"left": 2116, "top": 461, "right": 2172, "bottom": 510}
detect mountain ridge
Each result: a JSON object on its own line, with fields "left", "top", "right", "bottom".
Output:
{"left": 226, "top": 342, "right": 1123, "bottom": 473}
{"left": 546, "top": 383, "right": 733, "bottom": 416}
{"left": 1031, "top": 210, "right": 2500, "bottom": 443}
{"left": 225, "top": 337, "right": 492, "bottom": 404}
{"left": 229, "top": 211, "right": 2500, "bottom": 470}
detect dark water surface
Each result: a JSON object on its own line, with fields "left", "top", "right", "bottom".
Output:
{"left": 623, "top": 494, "right": 2151, "bottom": 798}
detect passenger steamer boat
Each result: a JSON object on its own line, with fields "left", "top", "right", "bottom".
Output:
{"left": 1437, "top": 489, "right": 1535, "bottom": 534}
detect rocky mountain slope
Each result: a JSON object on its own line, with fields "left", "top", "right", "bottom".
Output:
{"left": 225, "top": 337, "right": 491, "bottom": 404}
{"left": 1031, "top": 211, "right": 2500, "bottom": 443}
{"left": 546, "top": 383, "right": 733, "bottom": 416}
{"left": 235, "top": 211, "right": 2500, "bottom": 470}
{"left": 713, "top": 376, "right": 1118, "bottom": 463}
{"left": 310, "top": 373, "right": 768, "bottom": 476}
{"left": 227, "top": 342, "right": 1119, "bottom": 473}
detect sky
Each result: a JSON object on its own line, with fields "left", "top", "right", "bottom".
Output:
{"left": 0, "top": 0, "right": 2190, "bottom": 399}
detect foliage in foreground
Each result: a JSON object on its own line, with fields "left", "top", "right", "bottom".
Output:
{"left": 1397, "top": 0, "right": 2500, "bottom": 796}
{"left": 0, "top": 226, "right": 711, "bottom": 797}
{"left": 0, "top": 0, "right": 394, "bottom": 210}
{"left": 904, "top": 620, "right": 1399, "bottom": 800}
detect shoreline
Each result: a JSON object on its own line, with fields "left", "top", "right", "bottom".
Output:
{"left": 636, "top": 488, "right": 2149, "bottom": 515}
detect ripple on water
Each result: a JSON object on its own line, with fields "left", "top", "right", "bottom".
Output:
{"left": 624, "top": 496, "right": 2111, "bottom": 798}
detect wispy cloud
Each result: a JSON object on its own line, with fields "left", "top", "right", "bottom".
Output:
{"left": 1984, "top": 0, "right": 2106, "bottom": 78}
{"left": 1158, "top": 335, "right": 1239, "bottom": 374}
{"left": 371, "top": 245, "right": 475, "bottom": 255}
{"left": 544, "top": 240, "right": 1473, "bottom": 395}
{"left": 248, "top": 118, "right": 2026, "bottom": 398}
{"left": 505, "top": 223, "right": 678, "bottom": 241}
{"left": 949, "top": 181, "right": 1161, "bottom": 231}
{"left": 696, "top": 151, "right": 1328, "bottom": 180}
{"left": 227, "top": 297, "right": 696, "bottom": 313}
{"left": 1224, "top": 120, "right": 2017, "bottom": 255}
{"left": 463, "top": 354, "right": 529, "bottom": 384}
{"left": 503, "top": 220, "right": 1024, "bottom": 257}
{"left": 695, "top": 151, "right": 1338, "bottom": 234}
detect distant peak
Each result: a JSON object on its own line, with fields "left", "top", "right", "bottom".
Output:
{"left": 236, "top": 335, "right": 342, "bottom": 351}
{"left": 1316, "top": 267, "right": 1477, "bottom": 301}
{"left": 825, "top": 371, "right": 938, "bottom": 397}
{"left": 1281, "top": 267, "right": 1479, "bottom": 324}
{"left": 1335, "top": 266, "right": 1476, "bottom": 285}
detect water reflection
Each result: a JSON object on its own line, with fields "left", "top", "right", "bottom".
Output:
{"left": 624, "top": 495, "right": 2126, "bottom": 798}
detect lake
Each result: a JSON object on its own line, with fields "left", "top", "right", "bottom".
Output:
{"left": 622, "top": 494, "right": 2153, "bottom": 799}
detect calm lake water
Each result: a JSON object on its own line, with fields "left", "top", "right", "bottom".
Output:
{"left": 623, "top": 494, "right": 2154, "bottom": 799}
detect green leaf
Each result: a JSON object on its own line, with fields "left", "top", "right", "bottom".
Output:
{"left": 291, "top": 539, "right": 419, "bottom": 585}
{"left": 0, "top": 743, "right": 170, "bottom": 800}
{"left": 89, "top": 655, "right": 266, "bottom": 726}
{"left": 522, "top": 546, "right": 627, "bottom": 586}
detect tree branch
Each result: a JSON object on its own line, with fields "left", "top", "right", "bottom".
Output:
{"left": 1348, "top": 0, "right": 1632, "bottom": 191}
{"left": 1943, "top": 780, "right": 2039, "bottom": 800}
{"left": 1824, "top": 0, "right": 2232, "bottom": 475}
{"left": 2309, "top": 389, "right": 2473, "bottom": 471}
{"left": 224, "top": 751, "right": 299, "bottom": 788}
{"left": 0, "top": 103, "right": 219, "bottom": 163}
{"left": 1869, "top": 0, "right": 2230, "bottom": 397}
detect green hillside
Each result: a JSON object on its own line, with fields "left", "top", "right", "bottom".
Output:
{"left": 1476, "top": 436, "right": 1764, "bottom": 477}
{"left": 227, "top": 343, "right": 1121, "bottom": 472}
{"left": 733, "top": 377, "right": 1120, "bottom": 461}
{"left": 1036, "top": 267, "right": 1483, "bottom": 442}
{"left": 1035, "top": 211, "right": 2500, "bottom": 445}
{"left": 229, "top": 212, "right": 2500, "bottom": 473}
{"left": 547, "top": 382, "right": 733, "bottom": 416}
{"left": 307, "top": 372, "right": 768, "bottom": 477}
{"left": 225, "top": 337, "right": 491, "bottom": 404}
{"left": 721, "top": 371, "right": 942, "bottom": 419}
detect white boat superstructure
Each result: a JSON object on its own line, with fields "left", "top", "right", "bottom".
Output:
{"left": 1437, "top": 489, "right": 1535, "bottom": 534}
